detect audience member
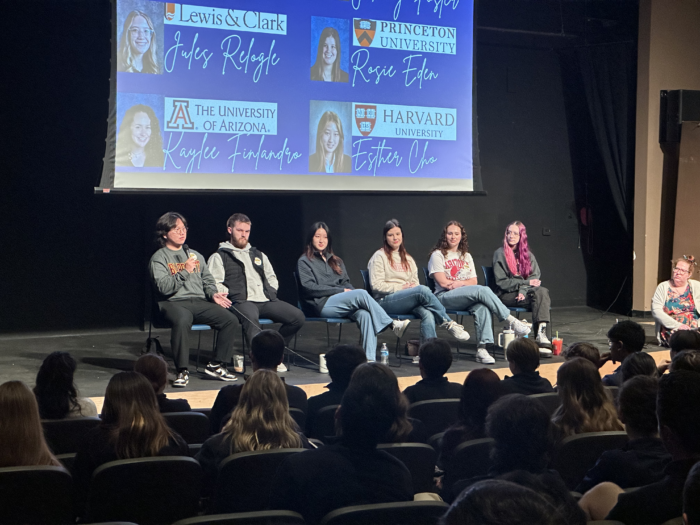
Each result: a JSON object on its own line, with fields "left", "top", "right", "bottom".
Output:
{"left": 209, "top": 330, "right": 308, "bottom": 433}
{"left": 562, "top": 342, "right": 601, "bottom": 368}
{"left": 270, "top": 363, "right": 413, "bottom": 524}
{"left": 603, "top": 320, "right": 646, "bottom": 386}
{"left": 659, "top": 330, "right": 700, "bottom": 373}
{"left": 684, "top": 461, "right": 700, "bottom": 525}
{"left": 620, "top": 351, "right": 659, "bottom": 382}
{"left": 670, "top": 350, "right": 700, "bottom": 373}
{"left": 196, "top": 370, "right": 310, "bottom": 492}
{"left": 575, "top": 376, "right": 671, "bottom": 493}
{"left": 501, "top": 338, "right": 555, "bottom": 395}
{"left": 403, "top": 339, "right": 462, "bottom": 403}
{"left": 306, "top": 344, "right": 366, "bottom": 439}
{"left": 0, "top": 381, "right": 59, "bottom": 467}
{"left": 579, "top": 370, "right": 700, "bottom": 524}
{"left": 134, "top": 353, "right": 191, "bottom": 413}
{"left": 34, "top": 351, "right": 97, "bottom": 419}
{"left": 441, "top": 479, "right": 568, "bottom": 525}
{"left": 440, "top": 368, "right": 504, "bottom": 468}
{"left": 552, "top": 358, "right": 623, "bottom": 437}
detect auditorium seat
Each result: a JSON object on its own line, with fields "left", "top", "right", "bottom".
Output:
{"left": 377, "top": 443, "right": 437, "bottom": 494}
{"left": 211, "top": 449, "right": 306, "bottom": 514}
{"left": 173, "top": 511, "right": 306, "bottom": 525}
{"left": 309, "top": 404, "right": 339, "bottom": 442}
{"left": 442, "top": 438, "right": 495, "bottom": 492}
{"left": 408, "top": 399, "right": 460, "bottom": 437}
{"left": 42, "top": 417, "right": 101, "bottom": 454}
{"left": 319, "top": 501, "right": 449, "bottom": 525}
{"left": 163, "top": 411, "right": 210, "bottom": 444}
{"left": 289, "top": 407, "right": 307, "bottom": 431}
{"left": 0, "top": 465, "right": 73, "bottom": 525}
{"left": 56, "top": 452, "right": 77, "bottom": 474}
{"left": 529, "top": 392, "right": 561, "bottom": 417}
{"left": 84, "top": 456, "right": 202, "bottom": 525}
{"left": 427, "top": 432, "right": 445, "bottom": 453}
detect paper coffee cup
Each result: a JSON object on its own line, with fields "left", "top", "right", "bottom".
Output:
{"left": 233, "top": 355, "right": 244, "bottom": 373}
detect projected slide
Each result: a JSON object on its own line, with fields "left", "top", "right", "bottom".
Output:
{"left": 101, "top": 0, "right": 475, "bottom": 192}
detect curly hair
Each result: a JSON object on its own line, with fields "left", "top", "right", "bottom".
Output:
{"left": 431, "top": 220, "right": 469, "bottom": 257}
{"left": 115, "top": 104, "right": 164, "bottom": 167}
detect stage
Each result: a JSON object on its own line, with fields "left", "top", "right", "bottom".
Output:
{"left": 0, "top": 306, "right": 665, "bottom": 411}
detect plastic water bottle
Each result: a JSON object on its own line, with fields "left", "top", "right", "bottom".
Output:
{"left": 380, "top": 343, "right": 389, "bottom": 365}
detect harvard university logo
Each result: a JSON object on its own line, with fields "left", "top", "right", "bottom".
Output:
{"left": 354, "top": 105, "right": 377, "bottom": 137}
{"left": 166, "top": 99, "right": 195, "bottom": 131}
{"left": 354, "top": 19, "right": 376, "bottom": 47}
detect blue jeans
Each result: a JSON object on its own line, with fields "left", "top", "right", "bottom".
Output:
{"left": 378, "top": 286, "right": 450, "bottom": 343}
{"left": 320, "top": 289, "right": 394, "bottom": 361}
{"left": 438, "top": 285, "right": 510, "bottom": 345}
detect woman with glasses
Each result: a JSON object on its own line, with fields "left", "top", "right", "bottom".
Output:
{"left": 117, "top": 10, "right": 160, "bottom": 74}
{"left": 652, "top": 255, "right": 700, "bottom": 346}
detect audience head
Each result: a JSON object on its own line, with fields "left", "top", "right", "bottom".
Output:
{"left": 671, "top": 350, "right": 700, "bottom": 373}
{"left": 506, "top": 338, "right": 540, "bottom": 374}
{"left": 102, "top": 372, "right": 174, "bottom": 459}
{"left": 554, "top": 357, "right": 622, "bottom": 437}
{"left": 607, "top": 320, "right": 646, "bottom": 361}
{"left": 457, "top": 368, "right": 504, "bottom": 432}
{"left": 418, "top": 339, "right": 453, "bottom": 379}
{"left": 223, "top": 369, "right": 301, "bottom": 452}
{"left": 0, "top": 381, "right": 58, "bottom": 467}
{"left": 669, "top": 330, "right": 700, "bottom": 359}
{"left": 684, "top": 461, "right": 700, "bottom": 525}
{"left": 486, "top": 394, "right": 555, "bottom": 474}
{"left": 620, "top": 351, "right": 658, "bottom": 382}
{"left": 250, "top": 330, "right": 285, "bottom": 370}
{"left": 617, "top": 375, "right": 659, "bottom": 438}
{"left": 440, "top": 479, "right": 568, "bottom": 525}
{"left": 325, "top": 344, "right": 366, "bottom": 389}
{"left": 134, "top": 353, "right": 168, "bottom": 395}
{"left": 563, "top": 342, "right": 601, "bottom": 368}
{"left": 339, "top": 363, "right": 410, "bottom": 448}
{"left": 657, "top": 370, "right": 700, "bottom": 458}
{"left": 33, "top": 351, "right": 81, "bottom": 419}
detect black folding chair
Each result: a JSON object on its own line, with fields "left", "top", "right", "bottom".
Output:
{"left": 377, "top": 443, "right": 438, "bottom": 494}
{"left": 310, "top": 404, "right": 340, "bottom": 442}
{"left": 529, "top": 392, "right": 561, "bottom": 418}
{"left": 173, "top": 511, "right": 306, "bottom": 525}
{"left": 289, "top": 408, "right": 307, "bottom": 432}
{"left": 408, "top": 399, "right": 460, "bottom": 437}
{"left": 0, "top": 465, "right": 73, "bottom": 525}
{"left": 320, "top": 501, "right": 449, "bottom": 525}
{"left": 163, "top": 411, "right": 211, "bottom": 444}
{"left": 42, "top": 417, "right": 101, "bottom": 454}
{"left": 442, "top": 438, "right": 495, "bottom": 493}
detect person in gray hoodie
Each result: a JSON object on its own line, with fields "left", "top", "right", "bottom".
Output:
{"left": 208, "top": 213, "right": 305, "bottom": 372}
{"left": 149, "top": 212, "right": 238, "bottom": 387}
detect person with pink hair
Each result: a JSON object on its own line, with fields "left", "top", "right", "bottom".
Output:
{"left": 493, "top": 221, "right": 552, "bottom": 355}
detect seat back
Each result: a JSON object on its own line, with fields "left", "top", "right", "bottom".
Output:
{"left": 427, "top": 432, "right": 445, "bottom": 453}
{"left": 529, "top": 392, "right": 561, "bottom": 418}
{"left": 408, "top": 399, "right": 460, "bottom": 437}
{"left": 310, "top": 404, "right": 340, "bottom": 442}
{"left": 86, "top": 456, "right": 202, "bottom": 525}
{"left": 481, "top": 266, "right": 497, "bottom": 292}
{"left": 360, "top": 270, "right": 371, "bottom": 291}
{"left": 43, "top": 417, "right": 101, "bottom": 454}
{"left": 421, "top": 268, "right": 437, "bottom": 293}
{"left": 212, "top": 449, "right": 306, "bottom": 514}
{"left": 289, "top": 408, "right": 307, "bottom": 432}
{"left": 319, "top": 501, "right": 449, "bottom": 525}
{"left": 0, "top": 465, "right": 73, "bottom": 525}
{"left": 377, "top": 443, "right": 437, "bottom": 494}
{"left": 551, "top": 431, "right": 629, "bottom": 490}
{"left": 172, "top": 511, "right": 306, "bottom": 525}
{"left": 443, "top": 438, "right": 495, "bottom": 490}
{"left": 163, "top": 412, "right": 211, "bottom": 444}
{"left": 292, "top": 271, "right": 314, "bottom": 316}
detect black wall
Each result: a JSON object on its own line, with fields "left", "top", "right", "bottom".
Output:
{"left": 2, "top": 1, "right": 587, "bottom": 334}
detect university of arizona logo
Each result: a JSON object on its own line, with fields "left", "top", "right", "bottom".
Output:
{"left": 354, "top": 19, "right": 376, "bottom": 47}
{"left": 166, "top": 99, "right": 195, "bottom": 131}
{"left": 354, "top": 104, "right": 377, "bottom": 137}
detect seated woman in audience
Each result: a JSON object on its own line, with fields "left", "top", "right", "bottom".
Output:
{"left": 297, "top": 221, "right": 411, "bottom": 362}
{"left": 270, "top": 363, "right": 413, "bottom": 524}
{"left": 73, "top": 372, "right": 188, "bottom": 511}
{"left": 429, "top": 221, "right": 531, "bottom": 366}
{"left": 368, "top": 218, "right": 469, "bottom": 345}
{"left": 562, "top": 342, "right": 601, "bottom": 368}
{"left": 134, "top": 353, "right": 191, "bottom": 413}
{"left": 552, "top": 358, "right": 623, "bottom": 438}
{"left": 196, "top": 369, "right": 310, "bottom": 490}
{"left": 34, "top": 351, "right": 97, "bottom": 419}
{"left": 493, "top": 221, "right": 552, "bottom": 352}
{"left": 0, "top": 381, "right": 60, "bottom": 467}
{"left": 502, "top": 338, "right": 555, "bottom": 395}
{"left": 651, "top": 255, "right": 700, "bottom": 347}
{"left": 670, "top": 349, "right": 700, "bottom": 373}
{"left": 620, "top": 351, "right": 658, "bottom": 382}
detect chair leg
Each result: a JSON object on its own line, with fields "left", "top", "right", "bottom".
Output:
{"left": 338, "top": 324, "right": 343, "bottom": 343}
{"left": 195, "top": 331, "right": 202, "bottom": 372}
{"left": 326, "top": 324, "right": 331, "bottom": 352}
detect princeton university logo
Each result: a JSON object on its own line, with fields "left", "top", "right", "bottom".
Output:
{"left": 354, "top": 105, "right": 377, "bottom": 137}
{"left": 166, "top": 100, "right": 195, "bottom": 131}
{"left": 164, "top": 3, "right": 177, "bottom": 21}
{"left": 353, "top": 19, "right": 376, "bottom": 47}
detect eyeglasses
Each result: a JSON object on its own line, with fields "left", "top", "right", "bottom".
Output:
{"left": 129, "top": 27, "right": 153, "bottom": 37}
{"left": 673, "top": 267, "right": 690, "bottom": 274}
{"left": 171, "top": 227, "right": 187, "bottom": 234}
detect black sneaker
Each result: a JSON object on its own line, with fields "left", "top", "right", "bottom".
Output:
{"left": 173, "top": 370, "right": 189, "bottom": 388}
{"left": 205, "top": 363, "right": 238, "bottom": 382}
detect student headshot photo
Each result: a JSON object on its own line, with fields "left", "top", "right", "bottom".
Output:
{"left": 117, "top": 4, "right": 163, "bottom": 74}
{"left": 308, "top": 102, "right": 352, "bottom": 173}
{"left": 115, "top": 100, "right": 164, "bottom": 168}
{"left": 310, "top": 19, "right": 349, "bottom": 83}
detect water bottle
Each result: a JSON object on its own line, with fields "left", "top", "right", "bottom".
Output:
{"left": 380, "top": 343, "right": 389, "bottom": 365}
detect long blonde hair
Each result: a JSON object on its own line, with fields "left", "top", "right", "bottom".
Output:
{"left": 0, "top": 381, "right": 59, "bottom": 467}
{"left": 117, "top": 10, "right": 160, "bottom": 74}
{"left": 222, "top": 370, "right": 302, "bottom": 453}
{"left": 552, "top": 358, "right": 623, "bottom": 437}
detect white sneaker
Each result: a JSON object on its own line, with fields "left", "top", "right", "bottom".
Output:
{"left": 392, "top": 319, "right": 411, "bottom": 339}
{"left": 539, "top": 348, "right": 553, "bottom": 357}
{"left": 173, "top": 370, "right": 189, "bottom": 388}
{"left": 412, "top": 356, "right": 420, "bottom": 364}
{"left": 277, "top": 363, "right": 288, "bottom": 372}
{"left": 443, "top": 320, "right": 470, "bottom": 341}
{"left": 475, "top": 348, "right": 495, "bottom": 365}
{"left": 510, "top": 318, "right": 532, "bottom": 338}
{"left": 536, "top": 332, "right": 552, "bottom": 346}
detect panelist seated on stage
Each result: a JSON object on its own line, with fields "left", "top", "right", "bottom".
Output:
{"left": 651, "top": 255, "right": 700, "bottom": 347}
{"left": 493, "top": 221, "right": 552, "bottom": 352}
{"left": 149, "top": 212, "right": 238, "bottom": 388}
{"left": 208, "top": 213, "right": 305, "bottom": 373}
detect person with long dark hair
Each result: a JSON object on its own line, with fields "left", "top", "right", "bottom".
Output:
{"left": 133, "top": 353, "right": 191, "bottom": 413}
{"left": 297, "top": 222, "right": 411, "bottom": 362}
{"left": 117, "top": 10, "right": 160, "bottom": 74}
{"left": 34, "top": 351, "right": 97, "bottom": 419}
{"left": 310, "top": 27, "right": 348, "bottom": 82}
{"left": 493, "top": 221, "right": 552, "bottom": 353}
{"left": 368, "top": 219, "right": 469, "bottom": 347}
{"left": 308, "top": 111, "right": 352, "bottom": 173}
{"left": 429, "top": 221, "right": 531, "bottom": 365}
{"left": 115, "top": 104, "right": 164, "bottom": 167}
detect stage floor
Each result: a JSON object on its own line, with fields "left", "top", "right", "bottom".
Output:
{"left": 0, "top": 306, "right": 664, "bottom": 411}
